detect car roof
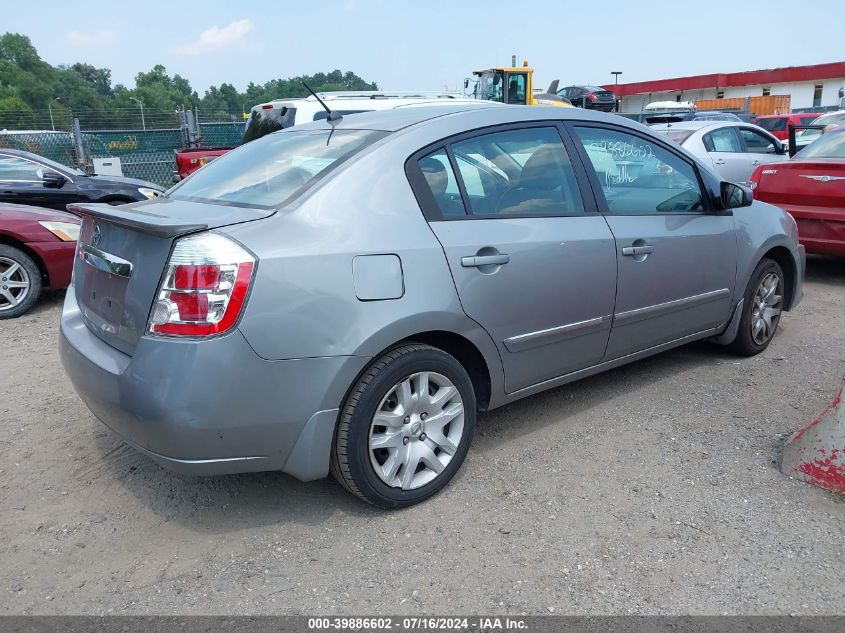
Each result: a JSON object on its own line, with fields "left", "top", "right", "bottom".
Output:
{"left": 289, "top": 104, "right": 506, "bottom": 132}
{"left": 649, "top": 121, "right": 726, "bottom": 131}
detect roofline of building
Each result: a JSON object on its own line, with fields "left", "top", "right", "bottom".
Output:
{"left": 604, "top": 62, "right": 845, "bottom": 98}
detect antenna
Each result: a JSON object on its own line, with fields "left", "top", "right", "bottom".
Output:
{"left": 302, "top": 82, "right": 342, "bottom": 123}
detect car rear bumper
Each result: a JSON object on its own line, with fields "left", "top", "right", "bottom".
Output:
{"left": 59, "top": 287, "right": 369, "bottom": 479}
{"left": 785, "top": 205, "right": 845, "bottom": 257}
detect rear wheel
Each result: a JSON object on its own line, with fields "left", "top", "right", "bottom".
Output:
{"left": 729, "top": 258, "right": 784, "bottom": 356}
{"left": 0, "top": 245, "right": 42, "bottom": 319}
{"left": 330, "top": 344, "right": 476, "bottom": 508}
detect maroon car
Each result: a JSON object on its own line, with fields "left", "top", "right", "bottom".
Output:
{"left": 750, "top": 128, "right": 845, "bottom": 257}
{"left": 0, "top": 203, "right": 79, "bottom": 318}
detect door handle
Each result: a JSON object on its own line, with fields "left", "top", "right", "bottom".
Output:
{"left": 713, "top": 159, "right": 726, "bottom": 165}
{"left": 622, "top": 245, "right": 654, "bottom": 256}
{"left": 461, "top": 254, "right": 510, "bottom": 267}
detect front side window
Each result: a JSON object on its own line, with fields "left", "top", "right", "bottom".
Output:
{"left": 478, "top": 72, "right": 504, "bottom": 103}
{"left": 169, "top": 129, "right": 386, "bottom": 208}
{"left": 449, "top": 127, "right": 584, "bottom": 217}
{"left": 573, "top": 126, "right": 704, "bottom": 214}
{"left": 0, "top": 156, "right": 43, "bottom": 181}
{"left": 740, "top": 128, "right": 777, "bottom": 154}
{"left": 704, "top": 128, "right": 742, "bottom": 153}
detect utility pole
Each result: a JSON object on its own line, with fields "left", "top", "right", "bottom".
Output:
{"left": 48, "top": 104, "right": 55, "bottom": 131}
{"left": 131, "top": 97, "right": 146, "bottom": 130}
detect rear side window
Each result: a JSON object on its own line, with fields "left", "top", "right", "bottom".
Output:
{"left": 573, "top": 126, "right": 704, "bottom": 214}
{"left": 169, "top": 129, "right": 386, "bottom": 208}
{"left": 417, "top": 150, "right": 467, "bottom": 217}
{"left": 703, "top": 128, "right": 742, "bottom": 153}
{"left": 450, "top": 127, "right": 583, "bottom": 216}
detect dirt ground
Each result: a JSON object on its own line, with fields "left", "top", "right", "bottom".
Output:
{"left": 1, "top": 256, "right": 843, "bottom": 616}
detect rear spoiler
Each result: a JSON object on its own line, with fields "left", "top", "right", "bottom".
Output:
{"left": 68, "top": 202, "right": 208, "bottom": 239}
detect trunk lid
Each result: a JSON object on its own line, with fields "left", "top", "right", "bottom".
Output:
{"left": 69, "top": 198, "right": 272, "bottom": 355}
{"left": 755, "top": 159, "right": 845, "bottom": 209}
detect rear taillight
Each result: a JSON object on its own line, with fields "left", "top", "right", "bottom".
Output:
{"left": 748, "top": 166, "right": 763, "bottom": 197}
{"left": 587, "top": 93, "right": 597, "bottom": 101}
{"left": 148, "top": 233, "right": 255, "bottom": 337}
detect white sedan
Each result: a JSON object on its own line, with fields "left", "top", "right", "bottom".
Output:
{"left": 651, "top": 121, "right": 789, "bottom": 185}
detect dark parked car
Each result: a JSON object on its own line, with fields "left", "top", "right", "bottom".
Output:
{"left": 0, "top": 202, "right": 80, "bottom": 318}
{"left": 0, "top": 149, "right": 164, "bottom": 211}
{"left": 557, "top": 85, "right": 616, "bottom": 111}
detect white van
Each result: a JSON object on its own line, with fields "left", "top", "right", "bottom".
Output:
{"left": 241, "top": 92, "right": 498, "bottom": 143}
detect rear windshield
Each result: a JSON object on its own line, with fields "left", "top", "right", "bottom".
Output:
{"left": 797, "top": 130, "right": 845, "bottom": 158}
{"left": 652, "top": 128, "right": 695, "bottom": 144}
{"left": 168, "top": 129, "right": 387, "bottom": 208}
{"left": 241, "top": 106, "right": 297, "bottom": 144}
{"left": 756, "top": 117, "right": 787, "bottom": 132}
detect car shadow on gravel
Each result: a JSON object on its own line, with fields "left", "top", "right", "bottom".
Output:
{"left": 91, "top": 432, "right": 381, "bottom": 532}
{"left": 473, "top": 339, "right": 736, "bottom": 452}
{"left": 805, "top": 255, "right": 844, "bottom": 285}
{"left": 28, "top": 288, "right": 66, "bottom": 316}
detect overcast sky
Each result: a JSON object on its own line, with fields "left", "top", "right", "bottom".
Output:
{"left": 7, "top": 0, "right": 845, "bottom": 94}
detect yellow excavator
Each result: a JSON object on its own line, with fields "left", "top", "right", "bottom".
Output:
{"left": 467, "top": 61, "right": 573, "bottom": 107}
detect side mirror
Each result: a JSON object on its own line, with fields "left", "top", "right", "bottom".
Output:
{"left": 721, "top": 181, "right": 753, "bottom": 209}
{"left": 42, "top": 171, "right": 66, "bottom": 189}
{"left": 463, "top": 79, "right": 469, "bottom": 90}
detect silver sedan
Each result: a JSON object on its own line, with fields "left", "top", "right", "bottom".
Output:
{"left": 60, "top": 105, "right": 804, "bottom": 508}
{"left": 651, "top": 121, "right": 789, "bottom": 184}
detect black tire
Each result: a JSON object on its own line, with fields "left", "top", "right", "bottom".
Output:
{"left": 728, "top": 258, "right": 784, "bottom": 356}
{"left": 0, "top": 245, "right": 42, "bottom": 319}
{"left": 330, "top": 344, "right": 476, "bottom": 509}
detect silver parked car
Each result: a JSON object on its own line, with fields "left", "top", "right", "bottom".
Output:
{"left": 651, "top": 121, "right": 789, "bottom": 185}
{"left": 60, "top": 105, "right": 805, "bottom": 508}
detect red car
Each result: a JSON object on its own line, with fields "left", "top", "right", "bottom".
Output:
{"left": 173, "top": 146, "right": 232, "bottom": 181}
{"left": 0, "top": 203, "right": 79, "bottom": 318}
{"left": 750, "top": 128, "right": 845, "bottom": 257}
{"left": 754, "top": 113, "right": 821, "bottom": 141}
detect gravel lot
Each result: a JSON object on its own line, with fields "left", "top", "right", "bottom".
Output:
{"left": 1, "top": 256, "right": 843, "bottom": 616}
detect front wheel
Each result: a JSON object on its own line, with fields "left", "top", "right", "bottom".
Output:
{"left": 729, "top": 258, "right": 784, "bottom": 356}
{"left": 0, "top": 245, "right": 42, "bottom": 319}
{"left": 330, "top": 344, "right": 476, "bottom": 508}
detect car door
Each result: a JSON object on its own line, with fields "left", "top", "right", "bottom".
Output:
{"left": 701, "top": 127, "right": 750, "bottom": 183}
{"left": 0, "top": 154, "right": 77, "bottom": 210}
{"left": 408, "top": 124, "right": 618, "bottom": 393}
{"left": 569, "top": 124, "right": 737, "bottom": 360}
{"left": 738, "top": 127, "right": 789, "bottom": 177}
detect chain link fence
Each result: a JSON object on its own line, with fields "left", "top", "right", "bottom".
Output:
{"left": 0, "top": 109, "right": 246, "bottom": 188}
